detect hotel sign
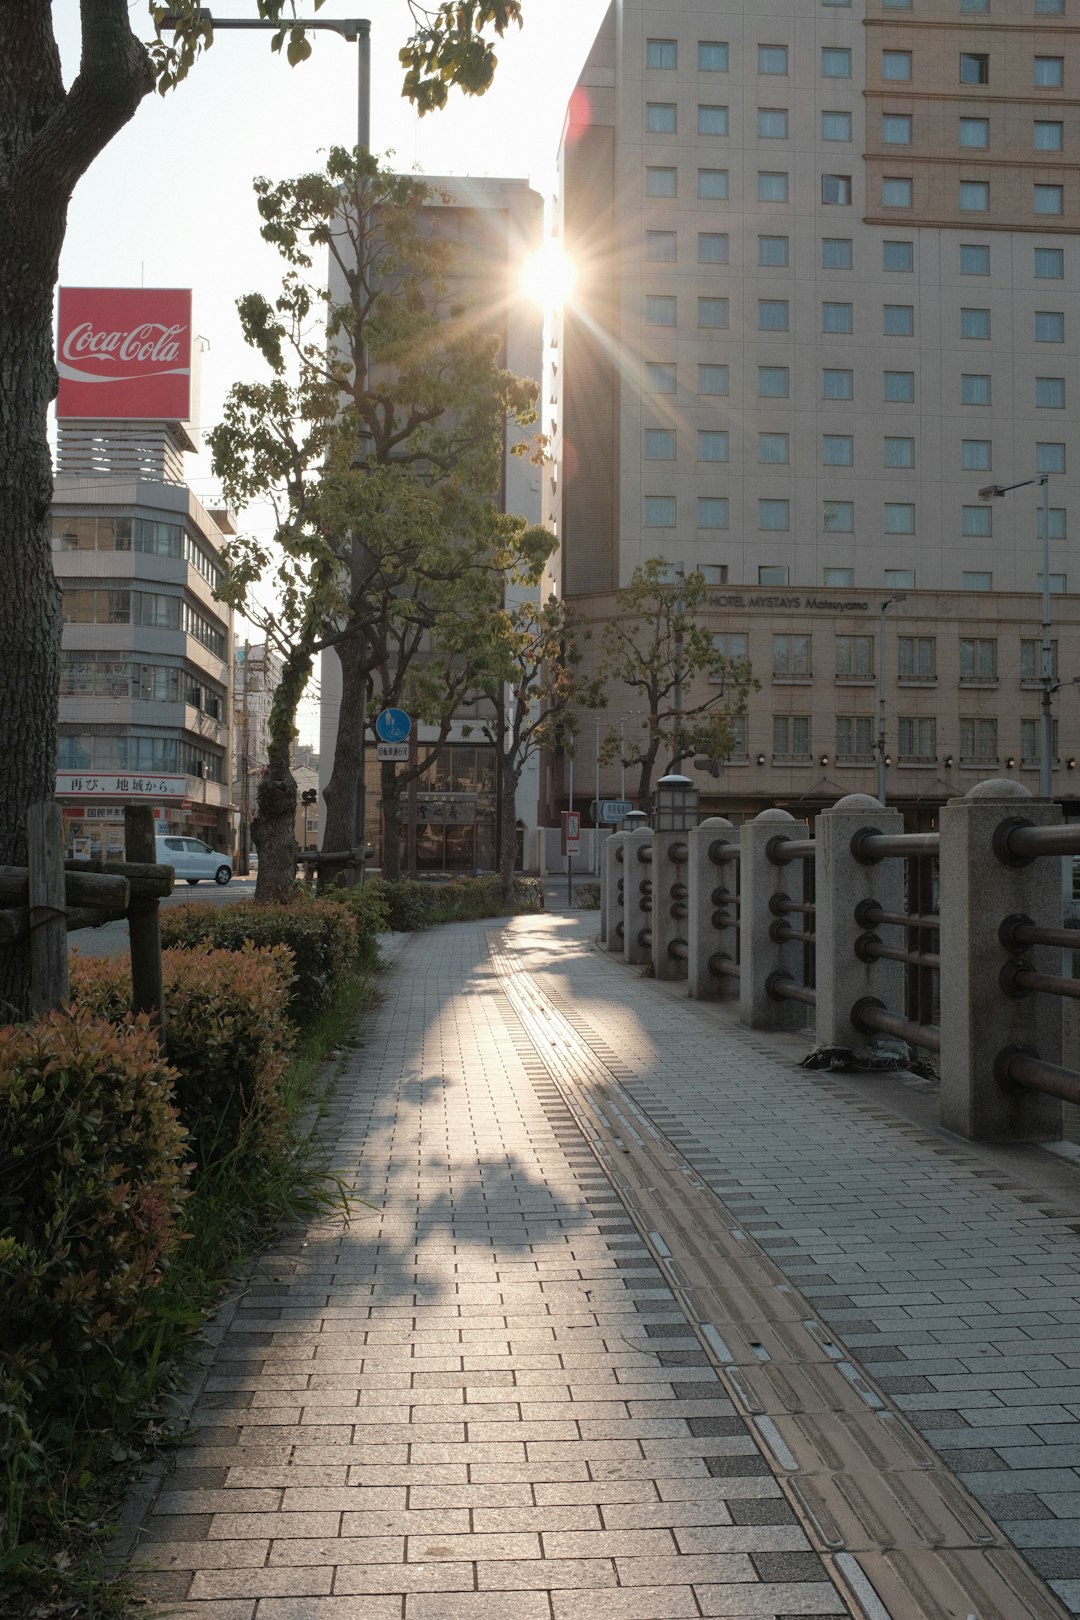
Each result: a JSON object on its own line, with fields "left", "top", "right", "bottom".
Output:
{"left": 712, "top": 595, "right": 871, "bottom": 612}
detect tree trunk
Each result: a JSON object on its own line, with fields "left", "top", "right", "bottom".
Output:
{"left": 380, "top": 761, "right": 405, "bottom": 881}
{"left": 321, "top": 634, "right": 370, "bottom": 870}
{"left": 0, "top": 5, "right": 151, "bottom": 1018}
{"left": 498, "top": 759, "right": 519, "bottom": 906}
{"left": 252, "top": 645, "right": 310, "bottom": 904}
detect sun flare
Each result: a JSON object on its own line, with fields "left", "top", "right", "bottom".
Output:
{"left": 521, "top": 243, "right": 576, "bottom": 309}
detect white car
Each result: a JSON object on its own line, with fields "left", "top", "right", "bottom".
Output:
{"left": 155, "top": 835, "right": 233, "bottom": 886}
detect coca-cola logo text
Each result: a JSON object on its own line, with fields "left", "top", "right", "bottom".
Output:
{"left": 61, "top": 321, "right": 187, "bottom": 370}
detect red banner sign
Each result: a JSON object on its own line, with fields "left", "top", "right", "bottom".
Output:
{"left": 56, "top": 287, "right": 192, "bottom": 421}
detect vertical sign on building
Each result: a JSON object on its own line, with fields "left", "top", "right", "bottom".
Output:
{"left": 56, "top": 287, "right": 193, "bottom": 422}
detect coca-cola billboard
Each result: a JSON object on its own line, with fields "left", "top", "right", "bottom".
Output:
{"left": 56, "top": 287, "right": 192, "bottom": 421}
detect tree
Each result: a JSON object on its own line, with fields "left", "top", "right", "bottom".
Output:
{"left": 209, "top": 150, "right": 543, "bottom": 899}
{"left": 0, "top": 1, "right": 529, "bottom": 1010}
{"left": 597, "top": 560, "right": 759, "bottom": 805}
{"left": 466, "top": 593, "right": 604, "bottom": 903}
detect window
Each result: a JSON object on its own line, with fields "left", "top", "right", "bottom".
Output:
{"left": 698, "top": 296, "right": 729, "bottom": 327}
{"left": 837, "top": 716, "right": 875, "bottom": 757}
{"left": 699, "top": 104, "right": 729, "bottom": 135}
{"left": 884, "top": 370, "right": 915, "bottom": 401}
{"left": 759, "top": 499, "right": 790, "bottom": 530}
{"left": 759, "top": 565, "right": 789, "bottom": 585}
{"left": 900, "top": 717, "right": 936, "bottom": 761}
{"left": 961, "top": 372, "right": 991, "bottom": 405}
{"left": 698, "top": 498, "right": 729, "bottom": 529}
{"left": 1035, "top": 309, "right": 1065, "bottom": 340}
{"left": 885, "top": 436, "right": 915, "bottom": 467}
{"left": 646, "top": 38, "right": 677, "bottom": 68}
{"left": 1036, "top": 248, "right": 1065, "bottom": 281}
{"left": 699, "top": 41, "right": 729, "bottom": 71}
{"left": 1037, "top": 441, "right": 1066, "bottom": 472}
{"left": 698, "top": 363, "right": 729, "bottom": 394}
{"left": 699, "top": 566, "right": 729, "bottom": 588}
{"left": 823, "top": 500, "right": 854, "bottom": 531}
{"left": 1021, "top": 638, "right": 1059, "bottom": 678}
{"left": 887, "top": 569, "right": 916, "bottom": 588}
{"left": 1036, "top": 376, "right": 1065, "bottom": 408}
{"left": 698, "top": 232, "right": 729, "bottom": 263}
{"left": 758, "top": 234, "right": 789, "bottom": 266}
{"left": 823, "top": 368, "right": 854, "bottom": 399}
{"left": 823, "top": 174, "right": 852, "bottom": 204}
{"left": 961, "top": 439, "right": 991, "bottom": 470}
{"left": 883, "top": 239, "right": 913, "bottom": 271}
{"left": 961, "top": 0, "right": 989, "bottom": 10}
{"left": 1046, "top": 508, "right": 1067, "bottom": 539}
{"left": 961, "top": 717, "right": 998, "bottom": 760}
{"left": 960, "top": 181, "right": 990, "bottom": 211}
{"left": 960, "top": 53, "right": 989, "bottom": 84}
{"left": 759, "top": 365, "right": 790, "bottom": 397}
{"left": 758, "top": 108, "right": 788, "bottom": 138}
{"left": 883, "top": 115, "right": 912, "bottom": 144}
{"left": 646, "top": 294, "right": 677, "bottom": 325}
{"left": 644, "top": 496, "right": 676, "bottom": 527}
{"left": 1035, "top": 184, "right": 1064, "bottom": 215}
{"left": 1036, "top": 0, "right": 1065, "bottom": 13}
{"left": 885, "top": 502, "right": 915, "bottom": 532}
{"left": 1034, "top": 56, "right": 1064, "bottom": 88}
{"left": 883, "top": 51, "right": 912, "bottom": 81}
{"left": 883, "top": 0, "right": 913, "bottom": 6}
{"left": 825, "top": 567, "right": 855, "bottom": 587}
{"left": 646, "top": 102, "right": 677, "bottom": 133}
{"left": 962, "top": 571, "right": 993, "bottom": 590}
{"left": 899, "top": 637, "right": 935, "bottom": 677}
{"left": 822, "top": 47, "right": 852, "bottom": 77}
{"left": 962, "top": 504, "right": 992, "bottom": 536}
{"left": 645, "top": 429, "right": 676, "bottom": 459}
{"left": 645, "top": 362, "right": 676, "bottom": 393}
{"left": 758, "top": 171, "right": 789, "bottom": 201}
{"left": 960, "top": 638, "right": 997, "bottom": 680}
{"left": 883, "top": 304, "right": 914, "bottom": 335}
{"left": 960, "top": 243, "right": 990, "bottom": 274}
{"left": 759, "top": 44, "right": 788, "bottom": 74}
{"left": 836, "top": 635, "right": 874, "bottom": 677}
{"left": 139, "top": 592, "right": 181, "bottom": 629}
{"left": 698, "top": 168, "right": 729, "bottom": 199}
{"left": 822, "top": 237, "right": 853, "bottom": 268}
{"left": 823, "top": 301, "right": 853, "bottom": 332}
{"left": 773, "top": 715, "right": 811, "bottom": 757}
{"left": 759, "top": 298, "right": 789, "bottom": 331}
{"left": 822, "top": 111, "right": 852, "bottom": 140}
{"left": 823, "top": 434, "right": 854, "bottom": 466}
{"left": 961, "top": 307, "right": 990, "bottom": 338}
{"left": 646, "top": 230, "right": 677, "bottom": 261}
{"left": 713, "top": 632, "right": 748, "bottom": 662}
{"left": 1040, "top": 572, "right": 1068, "bottom": 593}
{"left": 1034, "top": 120, "right": 1064, "bottom": 151}
{"left": 758, "top": 432, "right": 789, "bottom": 463}
{"left": 882, "top": 177, "right": 913, "bottom": 207}
{"left": 774, "top": 634, "right": 811, "bottom": 675}
{"left": 646, "top": 167, "right": 677, "bottom": 197}
{"left": 698, "top": 430, "right": 729, "bottom": 462}
{"left": 960, "top": 117, "right": 990, "bottom": 148}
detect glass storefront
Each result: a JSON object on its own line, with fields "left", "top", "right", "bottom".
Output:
{"left": 363, "top": 742, "right": 498, "bottom": 874}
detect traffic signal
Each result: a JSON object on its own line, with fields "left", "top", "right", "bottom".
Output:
{"left": 301, "top": 788, "right": 318, "bottom": 805}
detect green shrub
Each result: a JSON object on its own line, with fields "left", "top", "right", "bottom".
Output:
{"left": 71, "top": 945, "right": 295, "bottom": 1173}
{"left": 0, "top": 1011, "right": 190, "bottom": 1468}
{"left": 158, "top": 898, "right": 359, "bottom": 1023}
{"left": 358, "top": 874, "right": 545, "bottom": 931}
{"left": 318, "top": 879, "right": 390, "bottom": 968}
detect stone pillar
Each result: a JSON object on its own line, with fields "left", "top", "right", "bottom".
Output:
{"left": 688, "top": 816, "right": 739, "bottom": 1001}
{"left": 600, "top": 830, "right": 626, "bottom": 950}
{"left": 652, "top": 831, "right": 690, "bottom": 982}
{"left": 815, "top": 794, "right": 905, "bottom": 1051}
{"left": 622, "top": 829, "right": 654, "bottom": 967}
{"left": 940, "top": 779, "right": 1063, "bottom": 1141}
{"left": 740, "top": 808, "right": 811, "bottom": 1031}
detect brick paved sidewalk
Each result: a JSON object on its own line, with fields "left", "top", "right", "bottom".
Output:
{"left": 125, "top": 912, "right": 1080, "bottom": 1619}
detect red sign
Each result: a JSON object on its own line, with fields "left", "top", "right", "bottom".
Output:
{"left": 56, "top": 287, "right": 192, "bottom": 421}
{"left": 561, "top": 810, "right": 581, "bottom": 855}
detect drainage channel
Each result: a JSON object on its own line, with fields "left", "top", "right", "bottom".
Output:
{"left": 488, "top": 928, "right": 1070, "bottom": 1620}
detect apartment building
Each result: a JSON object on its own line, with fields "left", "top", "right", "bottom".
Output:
{"left": 548, "top": 0, "right": 1080, "bottom": 825}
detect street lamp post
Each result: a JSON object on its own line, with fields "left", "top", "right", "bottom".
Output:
{"left": 980, "top": 475, "right": 1053, "bottom": 798}
{"left": 876, "top": 592, "right": 907, "bottom": 804}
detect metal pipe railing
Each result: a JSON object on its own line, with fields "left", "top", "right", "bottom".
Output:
{"left": 851, "top": 828, "right": 941, "bottom": 865}
{"left": 856, "top": 935, "right": 940, "bottom": 971}
{"left": 995, "top": 1045, "right": 1080, "bottom": 1107}
{"left": 851, "top": 996, "right": 941, "bottom": 1054}
{"left": 856, "top": 899, "right": 939, "bottom": 932}
{"left": 709, "top": 953, "right": 740, "bottom": 980}
{"left": 708, "top": 839, "right": 740, "bottom": 865}
{"left": 766, "top": 836, "right": 815, "bottom": 865}
{"left": 999, "top": 913, "right": 1080, "bottom": 953}
{"left": 995, "top": 820, "right": 1080, "bottom": 864}
{"left": 765, "top": 971, "right": 817, "bottom": 1007}
{"left": 1001, "top": 961, "right": 1080, "bottom": 1002}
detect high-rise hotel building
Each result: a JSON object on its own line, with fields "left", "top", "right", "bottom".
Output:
{"left": 548, "top": 0, "right": 1080, "bottom": 823}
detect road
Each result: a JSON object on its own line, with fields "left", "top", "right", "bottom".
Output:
{"left": 70, "top": 874, "right": 258, "bottom": 961}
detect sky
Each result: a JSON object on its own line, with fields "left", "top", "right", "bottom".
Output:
{"left": 53, "top": 0, "right": 609, "bottom": 738}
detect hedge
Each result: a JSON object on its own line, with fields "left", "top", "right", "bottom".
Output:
{"left": 328, "top": 873, "right": 544, "bottom": 933}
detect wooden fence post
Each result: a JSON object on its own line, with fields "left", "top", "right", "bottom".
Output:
{"left": 124, "top": 806, "right": 166, "bottom": 1036}
{"left": 27, "top": 800, "right": 69, "bottom": 1014}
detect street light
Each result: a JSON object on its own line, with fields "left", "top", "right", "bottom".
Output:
{"left": 979, "top": 475, "right": 1053, "bottom": 797}
{"left": 877, "top": 592, "right": 907, "bottom": 804}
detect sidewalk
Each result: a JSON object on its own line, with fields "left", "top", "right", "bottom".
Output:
{"left": 126, "top": 912, "right": 1080, "bottom": 1619}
